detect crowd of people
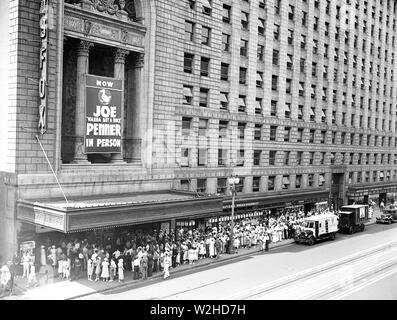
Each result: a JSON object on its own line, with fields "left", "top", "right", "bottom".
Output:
{"left": 0, "top": 205, "right": 344, "bottom": 296}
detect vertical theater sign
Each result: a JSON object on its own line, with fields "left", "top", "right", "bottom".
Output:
{"left": 85, "top": 75, "right": 123, "bottom": 153}
{"left": 38, "top": 0, "right": 49, "bottom": 135}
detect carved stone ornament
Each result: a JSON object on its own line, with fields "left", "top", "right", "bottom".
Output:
{"left": 114, "top": 48, "right": 130, "bottom": 64}
{"left": 84, "top": 19, "right": 92, "bottom": 35}
{"left": 77, "top": 40, "right": 94, "bottom": 56}
{"left": 92, "top": 0, "right": 119, "bottom": 15}
{"left": 136, "top": 52, "right": 144, "bottom": 68}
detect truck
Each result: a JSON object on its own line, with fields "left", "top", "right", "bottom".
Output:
{"left": 338, "top": 204, "right": 369, "bottom": 234}
{"left": 376, "top": 206, "right": 397, "bottom": 224}
{"left": 295, "top": 213, "right": 339, "bottom": 246}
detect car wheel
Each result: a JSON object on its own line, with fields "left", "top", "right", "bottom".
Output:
{"left": 388, "top": 220, "right": 392, "bottom": 225}
{"left": 348, "top": 227, "right": 354, "bottom": 234}
{"left": 330, "top": 233, "right": 336, "bottom": 240}
{"left": 308, "top": 237, "right": 315, "bottom": 246}
{"left": 360, "top": 224, "right": 365, "bottom": 232}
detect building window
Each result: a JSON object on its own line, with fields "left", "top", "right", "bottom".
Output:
{"left": 181, "top": 148, "right": 189, "bottom": 167}
{"left": 183, "top": 85, "right": 193, "bottom": 105}
{"left": 269, "top": 151, "right": 276, "bottom": 166}
{"left": 257, "top": 45, "right": 264, "bottom": 61}
{"left": 254, "top": 150, "right": 261, "bottom": 166}
{"left": 296, "top": 151, "right": 303, "bottom": 165}
{"left": 319, "top": 174, "right": 325, "bottom": 187}
{"left": 285, "top": 103, "right": 291, "bottom": 119}
{"left": 241, "top": 11, "right": 249, "bottom": 29}
{"left": 222, "top": 33, "right": 230, "bottom": 51}
{"left": 217, "top": 178, "right": 227, "bottom": 194}
{"left": 271, "top": 100, "right": 277, "bottom": 117}
{"left": 238, "top": 95, "right": 246, "bottom": 113}
{"left": 309, "top": 130, "right": 315, "bottom": 143}
{"left": 283, "top": 151, "right": 290, "bottom": 165}
{"left": 180, "top": 179, "right": 190, "bottom": 191}
{"left": 270, "top": 126, "right": 277, "bottom": 141}
{"left": 273, "top": 49, "right": 279, "bottom": 65}
{"left": 220, "top": 92, "right": 228, "bottom": 110}
{"left": 218, "top": 149, "right": 227, "bottom": 166}
{"left": 288, "top": 29, "right": 294, "bottom": 44}
{"left": 240, "top": 39, "right": 248, "bottom": 56}
{"left": 198, "top": 148, "right": 207, "bottom": 166}
{"left": 198, "top": 118, "right": 207, "bottom": 136}
{"left": 185, "top": 21, "right": 195, "bottom": 42}
{"left": 238, "top": 123, "right": 245, "bottom": 139}
{"left": 254, "top": 124, "right": 262, "bottom": 140}
{"left": 256, "top": 72, "right": 264, "bottom": 88}
{"left": 239, "top": 67, "right": 247, "bottom": 84}
{"left": 236, "top": 177, "right": 244, "bottom": 192}
{"left": 253, "top": 177, "right": 260, "bottom": 192}
{"left": 219, "top": 120, "right": 228, "bottom": 138}
{"left": 258, "top": 18, "right": 265, "bottom": 35}
{"left": 272, "top": 75, "right": 278, "bottom": 91}
{"left": 200, "top": 57, "right": 210, "bottom": 76}
{"left": 222, "top": 4, "right": 231, "bottom": 23}
{"left": 255, "top": 98, "right": 262, "bottom": 115}
{"left": 199, "top": 88, "right": 209, "bottom": 107}
{"left": 296, "top": 175, "right": 302, "bottom": 188}
{"left": 221, "top": 63, "right": 229, "bottom": 81}
{"left": 297, "top": 129, "right": 303, "bottom": 143}
{"left": 201, "top": 26, "right": 211, "bottom": 46}
{"left": 284, "top": 127, "right": 291, "bottom": 142}
{"left": 274, "top": 24, "right": 280, "bottom": 40}
{"left": 268, "top": 176, "right": 275, "bottom": 191}
{"left": 308, "top": 174, "right": 314, "bottom": 187}
{"left": 184, "top": 53, "right": 194, "bottom": 73}
{"left": 202, "top": 0, "right": 212, "bottom": 16}
{"left": 197, "top": 179, "right": 207, "bottom": 193}
{"left": 182, "top": 116, "right": 192, "bottom": 135}
{"left": 282, "top": 176, "right": 290, "bottom": 190}
{"left": 298, "top": 105, "right": 303, "bottom": 120}
{"left": 237, "top": 150, "right": 245, "bottom": 167}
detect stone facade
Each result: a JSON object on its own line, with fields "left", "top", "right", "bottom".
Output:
{"left": 1, "top": 0, "right": 397, "bottom": 258}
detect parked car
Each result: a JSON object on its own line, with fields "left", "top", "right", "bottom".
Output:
{"left": 376, "top": 207, "right": 397, "bottom": 224}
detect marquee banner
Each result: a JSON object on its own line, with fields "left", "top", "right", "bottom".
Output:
{"left": 85, "top": 75, "right": 123, "bottom": 153}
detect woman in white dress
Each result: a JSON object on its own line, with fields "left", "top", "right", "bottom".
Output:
{"left": 209, "top": 237, "right": 215, "bottom": 258}
{"left": 118, "top": 258, "right": 124, "bottom": 282}
{"left": 58, "top": 258, "right": 64, "bottom": 278}
{"left": 87, "top": 258, "right": 93, "bottom": 281}
{"left": 101, "top": 258, "right": 109, "bottom": 281}
{"left": 188, "top": 246, "right": 195, "bottom": 265}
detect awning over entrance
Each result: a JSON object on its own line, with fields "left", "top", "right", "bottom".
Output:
{"left": 17, "top": 191, "right": 223, "bottom": 233}
{"left": 222, "top": 188, "right": 329, "bottom": 210}
{"left": 347, "top": 182, "right": 397, "bottom": 198}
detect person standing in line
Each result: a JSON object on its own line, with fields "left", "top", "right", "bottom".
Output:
{"left": 141, "top": 251, "right": 148, "bottom": 280}
{"left": 118, "top": 258, "right": 124, "bottom": 283}
{"left": 101, "top": 257, "right": 109, "bottom": 282}
{"left": 147, "top": 251, "right": 153, "bottom": 277}
{"left": 153, "top": 249, "right": 159, "bottom": 273}
{"left": 74, "top": 256, "right": 82, "bottom": 281}
{"left": 94, "top": 257, "right": 101, "bottom": 282}
{"left": 22, "top": 251, "right": 31, "bottom": 279}
{"left": 214, "top": 237, "right": 222, "bottom": 259}
{"left": 109, "top": 258, "right": 116, "bottom": 282}
{"left": 87, "top": 258, "right": 93, "bottom": 281}
{"left": 26, "top": 262, "right": 37, "bottom": 288}
{"left": 12, "top": 251, "right": 21, "bottom": 279}
{"left": 163, "top": 250, "right": 171, "bottom": 280}
{"left": 264, "top": 232, "right": 270, "bottom": 252}
{"left": 133, "top": 255, "right": 140, "bottom": 280}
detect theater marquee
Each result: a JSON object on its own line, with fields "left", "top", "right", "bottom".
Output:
{"left": 85, "top": 75, "right": 123, "bottom": 153}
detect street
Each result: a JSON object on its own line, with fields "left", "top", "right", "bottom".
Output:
{"left": 76, "top": 222, "right": 397, "bottom": 300}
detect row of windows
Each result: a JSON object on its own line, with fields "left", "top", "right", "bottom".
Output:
{"left": 181, "top": 117, "right": 397, "bottom": 147}
{"left": 221, "top": 0, "right": 397, "bottom": 39}
{"left": 181, "top": 84, "right": 396, "bottom": 131}
{"left": 181, "top": 169, "right": 397, "bottom": 194}
{"left": 180, "top": 147, "right": 397, "bottom": 168}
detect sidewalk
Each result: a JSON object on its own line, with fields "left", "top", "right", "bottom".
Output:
{"left": 2, "top": 213, "right": 380, "bottom": 301}
{"left": 2, "top": 239, "right": 294, "bottom": 300}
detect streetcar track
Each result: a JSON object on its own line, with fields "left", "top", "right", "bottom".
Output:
{"left": 299, "top": 257, "right": 397, "bottom": 300}
{"left": 230, "top": 241, "right": 397, "bottom": 300}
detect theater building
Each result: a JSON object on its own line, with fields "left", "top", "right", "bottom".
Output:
{"left": 1, "top": 0, "right": 397, "bottom": 259}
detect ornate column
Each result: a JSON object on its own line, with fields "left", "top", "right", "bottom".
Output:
{"left": 111, "top": 48, "right": 130, "bottom": 163}
{"left": 125, "top": 52, "right": 144, "bottom": 162}
{"left": 73, "top": 40, "right": 93, "bottom": 164}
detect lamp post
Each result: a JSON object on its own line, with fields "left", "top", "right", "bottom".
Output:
{"left": 228, "top": 175, "right": 239, "bottom": 254}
